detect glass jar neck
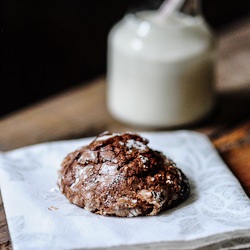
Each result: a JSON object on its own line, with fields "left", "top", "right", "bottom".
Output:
{"left": 180, "top": 0, "right": 201, "bottom": 16}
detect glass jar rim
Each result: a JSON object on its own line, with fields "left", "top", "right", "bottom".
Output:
{"left": 124, "top": 10, "right": 203, "bottom": 31}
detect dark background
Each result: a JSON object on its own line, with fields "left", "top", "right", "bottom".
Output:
{"left": 0, "top": 0, "right": 249, "bottom": 117}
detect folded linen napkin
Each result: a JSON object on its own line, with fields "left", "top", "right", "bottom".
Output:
{"left": 0, "top": 131, "right": 250, "bottom": 250}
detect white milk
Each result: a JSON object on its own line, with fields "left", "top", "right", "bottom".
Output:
{"left": 107, "top": 11, "right": 216, "bottom": 128}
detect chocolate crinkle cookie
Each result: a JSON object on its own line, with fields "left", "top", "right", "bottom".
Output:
{"left": 58, "top": 131, "right": 190, "bottom": 217}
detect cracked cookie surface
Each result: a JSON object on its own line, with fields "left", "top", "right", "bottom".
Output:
{"left": 58, "top": 132, "right": 190, "bottom": 217}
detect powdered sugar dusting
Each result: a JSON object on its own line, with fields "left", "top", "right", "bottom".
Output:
{"left": 100, "top": 163, "right": 117, "bottom": 175}
{"left": 139, "top": 155, "right": 148, "bottom": 164}
{"left": 81, "top": 165, "right": 94, "bottom": 180}
{"left": 166, "top": 180, "right": 174, "bottom": 184}
{"left": 84, "top": 163, "right": 122, "bottom": 193}
{"left": 78, "top": 150, "right": 96, "bottom": 163}
{"left": 128, "top": 208, "right": 140, "bottom": 217}
{"left": 70, "top": 166, "right": 86, "bottom": 189}
{"left": 126, "top": 139, "right": 147, "bottom": 152}
{"left": 95, "top": 133, "right": 120, "bottom": 142}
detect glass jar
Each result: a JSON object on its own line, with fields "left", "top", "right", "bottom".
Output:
{"left": 107, "top": 5, "right": 216, "bottom": 128}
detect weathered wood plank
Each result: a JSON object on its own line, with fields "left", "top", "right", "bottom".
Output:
{"left": 211, "top": 120, "right": 250, "bottom": 197}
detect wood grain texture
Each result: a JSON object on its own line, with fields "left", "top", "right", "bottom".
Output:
{"left": 0, "top": 16, "right": 249, "bottom": 250}
{"left": 0, "top": 78, "right": 111, "bottom": 151}
{"left": 0, "top": 195, "right": 11, "bottom": 249}
{"left": 211, "top": 120, "right": 250, "bottom": 197}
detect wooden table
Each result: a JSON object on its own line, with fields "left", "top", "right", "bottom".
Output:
{"left": 0, "top": 17, "right": 250, "bottom": 249}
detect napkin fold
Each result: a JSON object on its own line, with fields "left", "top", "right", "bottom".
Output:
{"left": 0, "top": 131, "right": 250, "bottom": 250}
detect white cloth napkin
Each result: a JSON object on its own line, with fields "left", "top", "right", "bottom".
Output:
{"left": 0, "top": 131, "right": 250, "bottom": 250}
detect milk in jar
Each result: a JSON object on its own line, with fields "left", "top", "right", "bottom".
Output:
{"left": 107, "top": 10, "right": 216, "bottom": 128}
